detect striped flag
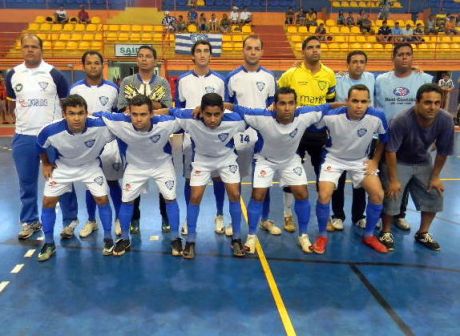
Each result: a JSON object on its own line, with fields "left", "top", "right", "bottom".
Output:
{"left": 175, "top": 33, "right": 223, "bottom": 56}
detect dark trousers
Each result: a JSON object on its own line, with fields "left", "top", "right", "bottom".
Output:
{"left": 331, "top": 171, "right": 366, "bottom": 223}
{"left": 132, "top": 194, "right": 167, "bottom": 222}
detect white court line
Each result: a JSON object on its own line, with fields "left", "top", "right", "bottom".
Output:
{"left": 36, "top": 236, "right": 44, "bottom": 241}
{"left": 24, "top": 249, "right": 36, "bottom": 258}
{"left": 149, "top": 235, "right": 159, "bottom": 241}
{"left": 0, "top": 281, "right": 10, "bottom": 293}
{"left": 10, "top": 264, "right": 24, "bottom": 274}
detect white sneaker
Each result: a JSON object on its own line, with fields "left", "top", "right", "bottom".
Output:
{"left": 244, "top": 234, "right": 258, "bottom": 254}
{"left": 214, "top": 215, "right": 225, "bottom": 234}
{"left": 224, "top": 225, "right": 233, "bottom": 237}
{"left": 260, "top": 219, "right": 282, "bottom": 235}
{"left": 331, "top": 218, "right": 344, "bottom": 231}
{"left": 79, "top": 220, "right": 98, "bottom": 238}
{"left": 60, "top": 223, "right": 77, "bottom": 239}
{"left": 355, "top": 218, "right": 367, "bottom": 229}
{"left": 298, "top": 233, "right": 312, "bottom": 253}
{"left": 394, "top": 217, "right": 410, "bottom": 231}
{"left": 181, "top": 221, "right": 188, "bottom": 235}
{"left": 114, "top": 219, "right": 122, "bottom": 236}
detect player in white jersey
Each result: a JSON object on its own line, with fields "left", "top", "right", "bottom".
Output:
{"left": 96, "top": 95, "right": 182, "bottom": 257}
{"left": 175, "top": 40, "right": 227, "bottom": 236}
{"left": 158, "top": 93, "right": 246, "bottom": 258}
{"left": 310, "top": 84, "right": 389, "bottom": 254}
{"left": 70, "top": 50, "right": 123, "bottom": 239}
{"left": 36, "top": 95, "right": 115, "bottom": 261}
{"left": 329, "top": 50, "right": 376, "bottom": 232}
{"left": 227, "top": 87, "right": 334, "bottom": 254}
{"left": 225, "top": 35, "right": 281, "bottom": 237}
{"left": 5, "top": 34, "right": 78, "bottom": 241}
{"left": 375, "top": 43, "right": 433, "bottom": 232}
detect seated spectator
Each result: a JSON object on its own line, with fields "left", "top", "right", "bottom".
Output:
{"left": 315, "top": 23, "right": 332, "bottom": 42}
{"left": 198, "top": 12, "right": 208, "bottom": 32}
{"left": 392, "top": 21, "right": 404, "bottom": 42}
{"left": 209, "top": 13, "right": 218, "bottom": 32}
{"left": 337, "top": 10, "right": 346, "bottom": 26}
{"left": 239, "top": 7, "right": 252, "bottom": 25}
{"left": 435, "top": 8, "right": 447, "bottom": 28}
{"left": 55, "top": 6, "right": 68, "bottom": 24}
{"left": 188, "top": 6, "right": 198, "bottom": 24}
{"left": 357, "top": 9, "right": 365, "bottom": 26}
{"left": 425, "top": 14, "right": 437, "bottom": 34}
{"left": 230, "top": 6, "right": 239, "bottom": 25}
{"left": 402, "top": 24, "right": 414, "bottom": 42}
{"left": 378, "top": 0, "right": 392, "bottom": 20}
{"left": 220, "top": 13, "right": 231, "bottom": 33}
{"left": 78, "top": 5, "right": 90, "bottom": 24}
{"left": 296, "top": 7, "right": 306, "bottom": 26}
{"left": 305, "top": 8, "right": 317, "bottom": 28}
{"left": 162, "top": 11, "right": 177, "bottom": 33}
{"left": 176, "top": 15, "right": 187, "bottom": 32}
{"left": 413, "top": 23, "right": 425, "bottom": 43}
{"left": 377, "top": 20, "right": 392, "bottom": 43}
{"left": 345, "top": 12, "right": 355, "bottom": 26}
{"left": 359, "top": 13, "right": 373, "bottom": 34}
{"left": 187, "top": 0, "right": 197, "bottom": 6}
{"left": 446, "top": 16, "right": 458, "bottom": 35}
{"left": 285, "top": 7, "right": 295, "bottom": 25}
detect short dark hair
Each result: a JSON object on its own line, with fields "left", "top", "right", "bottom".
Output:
{"left": 302, "top": 35, "right": 320, "bottom": 50}
{"left": 61, "top": 94, "right": 87, "bottom": 112}
{"left": 243, "top": 35, "right": 263, "bottom": 49}
{"left": 346, "top": 50, "right": 368, "bottom": 64}
{"left": 392, "top": 42, "right": 413, "bottom": 58}
{"left": 347, "top": 84, "right": 370, "bottom": 99}
{"left": 416, "top": 83, "right": 443, "bottom": 102}
{"left": 129, "top": 94, "right": 153, "bottom": 112}
{"left": 201, "top": 92, "right": 223, "bottom": 111}
{"left": 81, "top": 50, "right": 104, "bottom": 64}
{"left": 191, "top": 40, "right": 212, "bottom": 55}
{"left": 274, "top": 87, "right": 297, "bottom": 103}
{"left": 137, "top": 45, "right": 157, "bottom": 59}
{"left": 21, "top": 34, "right": 43, "bottom": 50}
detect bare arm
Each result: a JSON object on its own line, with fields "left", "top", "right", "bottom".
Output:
{"left": 40, "top": 152, "right": 54, "bottom": 180}
{"left": 385, "top": 151, "right": 401, "bottom": 198}
{"left": 365, "top": 141, "right": 384, "bottom": 174}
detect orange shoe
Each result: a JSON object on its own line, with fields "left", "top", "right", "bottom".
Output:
{"left": 311, "top": 236, "right": 328, "bottom": 254}
{"left": 363, "top": 236, "right": 388, "bottom": 253}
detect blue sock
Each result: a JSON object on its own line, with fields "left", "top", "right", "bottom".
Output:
{"left": 184, "top": 181, "right": 191, "bottom": 207}
{"left": 316, "top": 201, "right": 330, "bottom": 237}
{"left": 118, "top": 203, "right": 133, "bottom": 240}
{"left": 364, "top": 202, "right": 383, "bottom": 237}
{"left": 166, "top": 200, "right": 180, "bottom": 238}
{"left": 108, "top": 181, "right": 122, "bottom": 219}
{"left": 85, "top": 190, "right": 96, "bottom": 221}
{"left": 229, "top": 201, "right": 242, "bottom": 239}
{"left": 213, "top": 180, "right": 225, "bottom": 216}
{"left": 248, "top": 199, "right": 263, "bottom": 235}
{"left": 97, "top": 203, "right": 113, "bottom": 239}
{"left": 186, "top": 203, "right": 200, "bottom": 242}
{"left": 294, "top": 199, "right": 311, "bottom": 235}
{"left": 261, "top": 190, "right": 270, "bottom": 221}
{"left": 41, "top": 207, "right": 56, "bottom": 244}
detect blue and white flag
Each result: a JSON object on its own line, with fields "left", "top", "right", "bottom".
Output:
{"left": 175, "top": 33, "right": 223, "bottom": 56}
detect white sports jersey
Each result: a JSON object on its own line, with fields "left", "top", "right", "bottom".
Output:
{"left": 316, "top": 106, "right": 388, "bottom": 161}
{"left": 225, "top": 66, "right": 276, "bottom": 108}
{"left": 234, "top": 104, "right": 329, "bottom": 165}
{"left": 335, "top": 71, "right": 375, "bottom": 105}
{"left": 175, "top": 70, "right": 225, "bottom": 108}
{"left": 70, "top": 79, "right": 118, "bottom": 114}
{"left": 375, "top": 71, "right": 433, "bottom": 121}
{"left": 37, "top": 116, "right": 114, "bottom": 168}
{"left": 171, "top": 108, "right": 245, "bottom": 162}
{"left": 99, "top": 112, "right": 181, "bottom": 169}
{"left": 5, "top": 61, "right": 68, "bottom": 136}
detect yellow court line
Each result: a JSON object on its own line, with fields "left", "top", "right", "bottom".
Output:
{"left": 240, "top": 198, "right": 297, "bottom": 336}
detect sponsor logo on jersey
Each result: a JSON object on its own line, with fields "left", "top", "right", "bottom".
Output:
{"left": 256, "top": 81, "right": 265, "bottom": 92}
{"left": 124, "top": 183, "right": 131, "bottom": 191}
{"left": 229, "top": 165, "right": 238, "bottom": 173}
{"left": 99, "top": 96, "right": 109, "bottom": 106}
{"left": 14, "top": 83, "right": 23, "bottom": 93}
{"left": 38, "top": 81, "right": 49, "bottom": 91}
{"left": 289, "top": 128, "right": 298, "bottom": 138}
{"left": 218, "top": 133, "right": 229, "bottom": 142}
{"left": 259, "top": 169, "right": 267, "bottom": 177}
{"left": 194, "top": 170, "right": 201, "bottom": 176}
{"left": 393, "top": 87, "right": 410, "bottom": 97}
{"left": 48, "top": 180, "right": 57, "bottom": 187}
{"left": 326, "top": 166, "right": 332, "bottom": 171}
{"left": 165, "top": 180, "right": 175, "bottom": 190}
{"left": 293, "top": 167, "right": 302, "bottom": 176}
{"left": 18, "top": 98, "right": 48, "bottom": 107}
{"left": 317, "top": 81, "right": 328, "bottom": 90}
{"left": 150, "top": 134, "right": 161, "bottom": 143}
{"left": 112, "top": 162, "right": 121, "bottom": 171}
{"left": 84, "top": 139, "right": 96, "bottom": 147}
{"left": 357, "top": 128, "right": 367, "bottom": 137}
{"left": 205, "top": 86, "right": 215, "bottom": 93}
{"left": 94, "top": 176, "right": 104, "bottom": 186}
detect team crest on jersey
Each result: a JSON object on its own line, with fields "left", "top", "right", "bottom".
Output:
{"left": 259, "top": 169, "right": 267, "bottom": 177}
{"left": 14, "top": 83, "right": 23, "bottom": 93}
{"left": 84, "top": 139, "right": 96, "bottom": 147}
{"left": 48, "top": 180, "right": 57, "bottom": 187}
{"left": 94, "top": 176, "right": 104, "bottom": 186}
{"left": 38, "top": 81, "right": 49, "bottom": 91}
{"left": 165, "top": 180, "right": 175, "bottom": 190}
{"left": 99, "top": 96, "right": 109, "bottom": 106}
{"left": 393, "top": 87, "right": 410, "bottom": 97}
{"left": 218, "top": 133, "right": 229, "bottom": 142}
{"left": 205, "top": 86, "right": 215, "bottom": 93}
{"left": 293, "top": 167, "right": 302, "bottom": 176}
{"left": 256, "top": 81, "right": 265, "bottom": 92}
{"left": 150, "top": 134, "right": 161, "bottom": 143}
{"left": 289, "top": 128, "right": 298, "bottom": 138}
{"left": 124, "top": 183, "right": 131, "bottom": 191}
{"left": 229, "top": 165, "right": 238, "bottom": 173}
{"left": 112, "top": 162, "right": 121, "bottom": 171}
{"left": 317, "top": 81, "right": 327, "bottom": 90}
{"left": 357, "top": 128, "right": 367, "bottom": 137}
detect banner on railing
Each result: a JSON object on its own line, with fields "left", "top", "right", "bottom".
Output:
{"left": 175, "top": 33, "right": 222, "bottom": 56}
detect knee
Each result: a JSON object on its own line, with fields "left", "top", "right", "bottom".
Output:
{"left": 228, "top": 191, "right": 241, "bottom": 203}
{"left": 94, "top": 195, "right": 109, "bottom": 205}
{"left": 318, "top": 190, "right": 332, "bottom": 204}
{"left": 370, "top": 189, "right": 384, "bottom": 204}
{"left": 42, "top": 197, "right": 58, "bottom": 208}
{"left": 293, "top": 189, "right": 309, "bottom": 200}
{"left": 251, "top": 191, "right": 265, "bottom": 202}
{"left": 189, "top": 195, "right": 201, "bottom": 205}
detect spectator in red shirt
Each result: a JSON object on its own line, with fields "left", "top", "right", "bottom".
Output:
{"left": 78, "top": 5, "right": 90, "bottom": 24}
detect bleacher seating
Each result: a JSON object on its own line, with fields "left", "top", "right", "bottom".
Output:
{"left": 162, "top": 0, "right": 297, "bottom": 12}
{"left": 3, "top": 0, "right": 126, "bottom": 9}
{"left": 330, "top": 0, "right": 402, "bottom": 8}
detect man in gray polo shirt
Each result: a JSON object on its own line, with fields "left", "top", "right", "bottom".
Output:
{"left": 379, "top": 84, "right": 454, "bottom": 251}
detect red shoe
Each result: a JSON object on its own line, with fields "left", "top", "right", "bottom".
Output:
{"left": 363, "top": 236, "right": 388, "bottom": 253}
{"left": 310, "top": 236, "right": 328, "bottom": 254}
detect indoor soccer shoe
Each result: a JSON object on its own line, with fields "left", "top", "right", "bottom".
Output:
{"left": 283, "top": 215, "right": 296, "bottom": 233}
{"left": 260, "top": 219, "right": 282, "bottom": 235}
{"left": 80, "top": 220, "right": 98, "bottom": 238}
{"left": 224, "top": 225, "right": 233, "bottom": 237}
{"left": 327, "top": 218, "right": 344, "bottom": 232}
{"left": 244, "top": 234, "right": 258, "bottom": 254}
{"left": 362, "top": 236, "right": 388, "bottom": 253}
{"left": 182, "top": 242, "right": 196, "bottom": 259}
{"left": 394, "top": 217, "right": 410, "bottom": 231}
{"left": 171, "top": 238, "right": 183, "bottom": 256}
{"left": 113, "top": 238, "right": 131, "bottom": 256}
{"left": 18, "top": 221, "right": 42, "bottom": 240}
{"left": 378, "top": 232, "right": 395, "bottom": 251}
{"left": 415, "top": 232, "right": 440, "bottom": 251}
{"left": 103, "top": 238, "right": 115, "bottom": 256}
{"left": 231, "top": 239, "right": 246, "bottom": 257}
{"left": 214, "top": 215, "right": 225, "bottom": 234}
{"left": 37, "top": 243, "right": 56, "bottom": 262}
{"left": 311, "top": 236, "right": 328, "bottom": 254}
{"left": 114, "top": 219, "right": 122, "bottom": 236}
{"left": 298, "top": 234, "right": 312, "bottom": 253}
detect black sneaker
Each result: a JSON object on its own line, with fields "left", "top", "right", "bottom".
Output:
{"left": 113, "top": 238, "right": 131, "bottom": 256}
{"left": 161, "top": 218, "right": 171, "bottom": 233}
{"left": 415, "top": 232, "right": 440, "bottom": 251}
{"left": 182, "top": 242, "right": 196, "bottom": 259}
{"left": 130, "top": 219, "right": 140, "bottom": 234}
{"left": 231, "top": 239, "right": 246, "bottom": 257}
{"left": 378, "top": 231, "right": 395, "bottom": 251}
{"left": 37, "top": 243, "right": 56, "bottom": 262}
{"left": 103, "top": 238, "right": 114, "bottom": 256}
{"left": 171, "top": 237, "right": 183, "bottom": 256}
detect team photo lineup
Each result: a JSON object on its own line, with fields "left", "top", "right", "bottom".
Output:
{"left": 6, "top": 31, "right": 455, "bottom": 262}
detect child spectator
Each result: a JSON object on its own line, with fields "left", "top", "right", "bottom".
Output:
{"left": 209, "top": 13, "right": 218, "bottom": 32}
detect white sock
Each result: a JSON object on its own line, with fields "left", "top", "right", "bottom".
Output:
{"left": 283, "top": 192, "right": 294, "bottom": 217}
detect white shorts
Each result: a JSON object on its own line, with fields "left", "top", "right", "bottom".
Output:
{"left": 121, "top": 159, "right": 177, "bottom": 202}
{"left": 100, "top": 140, "right": 124, "bottom": 181}
{"left": 44, "top": 162, "right": 108, "bottom": 198}
{"left": 252, "top": 155, "right": 308, "bottom": 188}
{"left": 235, "top": 128, "right": 258, "bottom": 179}
{"left": 183, "top": 132, "right": 220, "bottom": 180}
{"left": 190, "top": 154, "right": 240, "bottom": 186}
{"left": 319, "top": 155, "right": 375, "bottom": 188}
